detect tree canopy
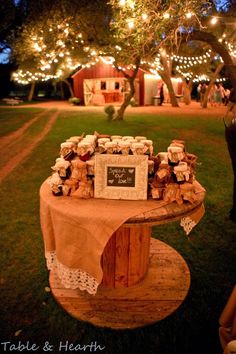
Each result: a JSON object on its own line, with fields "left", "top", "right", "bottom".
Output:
{"left": 5, "top": 0, "right": 236, "bottom": 115}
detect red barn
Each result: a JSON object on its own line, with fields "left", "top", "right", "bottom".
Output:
{"left": 72, "top": 58, "right": 182, "bottom": 106}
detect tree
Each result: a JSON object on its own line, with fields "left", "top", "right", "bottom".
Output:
{"left": 107, "top": 0, "right": 214, "bottom": 119}
{"left": 186, "top": 31, "right": 236, "bottom": 103}
{"left": 10, "top": 0, "right": 110, "bottom": 100}
{"left": 108, "top": 0, "right": 236, "bottom": 118}
{"left": 9, "top": 0, "right": 236, "bottom": 112}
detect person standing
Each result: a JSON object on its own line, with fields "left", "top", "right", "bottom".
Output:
{"left": 200, "top": 83, "right": 207, "bottom": 107}
{"left": 219, "top": 84, "right": 226, "bottom": 104}
{"left": 224, "top": 94, "right": 236, "bottom": 222}
{"left": 158, "top": 82, "right": 164, "bottom": 106}
{"left": 224, "top": 88, "right": 231, "bottom": 106}
{"left": 209, "top": 85, "right": 216, "bottom": 106}
{"left": 197, "top": 83, "right": 201, "bottom": 102}
{"left": 215, "top": 83, "right": 223, "bottom": 105}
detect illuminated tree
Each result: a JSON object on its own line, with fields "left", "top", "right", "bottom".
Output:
{"left": 9, "top": 0, "right": 236, "bottom": 112}
{"left": 108, "top": 0, "right": 212, "bottom": 118}
{"left": 107, "top": 0, "right": 236, "bottom": 118}
{"left": 10, "top": 0, "right": 110, "bottom": 100}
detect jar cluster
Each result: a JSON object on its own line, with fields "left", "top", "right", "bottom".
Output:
{"left": 47, "top": 132, "right": 198, "bottom": 204}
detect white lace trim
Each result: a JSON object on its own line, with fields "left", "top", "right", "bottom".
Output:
{"left": 45, "top": 251, "right": 99, "bottom": 295}
{"left": 180, "top": 217, "right": 197, "bottom": 235}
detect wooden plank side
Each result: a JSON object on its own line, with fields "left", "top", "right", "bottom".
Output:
{"left": 49, "top": 238, "right": 191, "bottom": 329}
{"left": 101, "top": 232, "right": 116, "bottom": 287}
{"left": 128, "top": 225, "right": 151, "bottom": 286}
{"left": 128, "top": 227, "right": 143, "bottom": 286}
{"left": 114, "top": 227, "right": 129, "bottom": 288}
{"left": 139, "top": 226, "right": 151, "bottom": 280}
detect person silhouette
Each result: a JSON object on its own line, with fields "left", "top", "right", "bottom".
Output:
{"left": 224, "top": 95, "right": 236, "bottom": 222}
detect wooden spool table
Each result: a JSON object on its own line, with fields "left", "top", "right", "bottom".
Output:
{"left": 47, "top": 181, "right": 205, "bottom": 329}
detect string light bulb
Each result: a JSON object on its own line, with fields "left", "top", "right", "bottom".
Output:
{"left": 211, "top": 17, "right": 218, "bottom": 25}
{"left": 163, "top": 13, "right": 170, "bottom": 19}
{"left": 142, "top": 13, "right": 148, "bottom": 21}
{"left": 127, "top": 20, "right": 135, "bottom": 29}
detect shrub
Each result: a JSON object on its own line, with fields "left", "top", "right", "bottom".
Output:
{"left": 129, "top": 97, "right": 137, "bottom": 106}
{"left": 104, "top": 105, "right": 115, "bottom": 120}
{"left": 68, "top": 97, "right": 81, "bottom": 105}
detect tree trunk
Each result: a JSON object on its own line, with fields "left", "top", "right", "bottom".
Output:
{"left": 160, "top": 52, "right": 179, "bottom": 107}
{"left": 202, "top": 62, "right": 225, "bottom": 108}
{"left": 28, "top": 81, "right": 35, "bottom": 102}
{"left": 64, "top": 79, "right": 74, "bottom": 98}
{"left": 59, "top": 81, "right": 65, "bottom": 100}
{"left": 115, "top": 77, "right": 135, "bottom": 120}
{"left": 113, "top": 58, "right": 141, "bottom": 121}
{"left": 190, "top": 30, "right": 236, "bottom": 102}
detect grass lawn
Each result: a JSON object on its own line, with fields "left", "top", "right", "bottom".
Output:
{"left": 0, "top": 107, "right": 235, "bottom": 354}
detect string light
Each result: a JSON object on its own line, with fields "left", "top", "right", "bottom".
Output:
{"left": 13, "top": 7, "right": 235, "bottom": 89}
{"left": 127, "top": 19, "right": 135, "bottom": 29}
{"left": 163, "top": 13, "right": 170, "bottom": 19}
{"left": 211, "top": 17, "right": 218, "bottom": 25}
{"left": 142, "top": 13, "right": 148, "bottom": 21}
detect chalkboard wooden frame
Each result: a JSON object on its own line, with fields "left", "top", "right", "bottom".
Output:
{"left": 94, "top": 155, "right": 148, "bottom": 200}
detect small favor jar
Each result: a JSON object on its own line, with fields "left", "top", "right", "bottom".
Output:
{"left": 66, "top": 136, "right": 81, "bottom": 152}
{"left": 97, "top": 138, "right": 110, "bottom": 153}
{"left": 158, "top": 152, "right": 168, "bottom": 162}
{"left": 77, "top": 142, "right": 93, "bottom": 161}
{"left": 51, "top": 157, "right": 71, "bottom": 179}
{"left": 119, "top": 141, "right": 131, "bottom": 155}
{"left": 105, "top": 141, "right": 117, "bottom": 154}
{"left": 171, "top": 140, "right": 185, "bottom": 151}
{"left": 173, "top": 162, "right": 190, "bottom": 183}
{"left": 60, "top": 141, "right": 75, "bottom": 160}
{"left": 131, "top": 142, "right": 145, "bottom": 155}
{"left": 180, "top": 183, "right": 196, "bottom": 203}
{"left": 135, "top": 136, "right": 147, "bottom": 142}
{"left": 47, "top": 172, "right": 63, "bottom": 196}
{"left": 140, "top": 139, "right": 153, "bottom": 156}
{"left": 167, "top": 145, "right": 185, "bottom": 165}
{"left": 111, "top": 135, "right": 122, "bottom": 140}
{"left": 122, "top": 136, "right": 134, "bottom": 141}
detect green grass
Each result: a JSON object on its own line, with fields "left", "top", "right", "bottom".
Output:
{"left": 0, "top": 108, "right": 235, "bottom": 354}
{"left": 0, "top": 108, "right": 44, "bottom": 136}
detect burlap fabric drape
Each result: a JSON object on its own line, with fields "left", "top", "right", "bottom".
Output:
{"left": 40, "top": 179, "right": 205, "bottom": 294}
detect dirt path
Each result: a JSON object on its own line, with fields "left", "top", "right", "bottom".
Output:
{"left": 0, "top": 100, "right": 227, "bottom": 117}
{"left": 0, "top": 110, "right": 59, "bottom": 183}
{"left": 0, "top": 110, "right": 51, "bottom": 150}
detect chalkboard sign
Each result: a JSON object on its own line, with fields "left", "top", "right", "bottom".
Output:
{"left": 94, "top": 155, "right": 148, "bottom": 200}
{"left": 107, "top": 166, "right": 136, "bottom": 187}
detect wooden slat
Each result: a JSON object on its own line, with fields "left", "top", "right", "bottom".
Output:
{"left": 128, "top": 227, "right": 142, "bottom": 286}
{"left": 114, "top": 227, "right": 129, "bottom": 288}
{"left": 49, "top": 238, "right": 191, "bottom": 329}
{"left": 139, "top": 226, "right": 151, "bottom": 280}
{"left": 127, "top": 226, "right": 150, "bottom": 286}
{"left": 101, "top": 232, "right": 116, "bottom": 287}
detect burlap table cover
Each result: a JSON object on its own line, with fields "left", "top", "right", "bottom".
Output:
{"left": 40, "top": 179, "right": 205, "bottom": 294}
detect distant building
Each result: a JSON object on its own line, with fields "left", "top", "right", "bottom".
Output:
{"left": 72, "top": 58, "right": 183, "bottom": 106}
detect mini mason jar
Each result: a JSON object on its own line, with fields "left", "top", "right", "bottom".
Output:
{"left": 167, "top": 145, "right": 185, "bottom": 164}
{"left": 118, "top": 141, "right": 131, "bottom": 155}
{"left": 60, "top": 141, "right": 75, "bottom": 160}
{"left": 173, "top": 162, "right": 190, "bottom": 183}
{"left": 140, "top": 139, "right": 153, "bottom": 156}
{"left": 131, "top": 142, "right": 145, "bottom": 155}
{"left": 105, "top": 141, "right": 117, "bottom": 154}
